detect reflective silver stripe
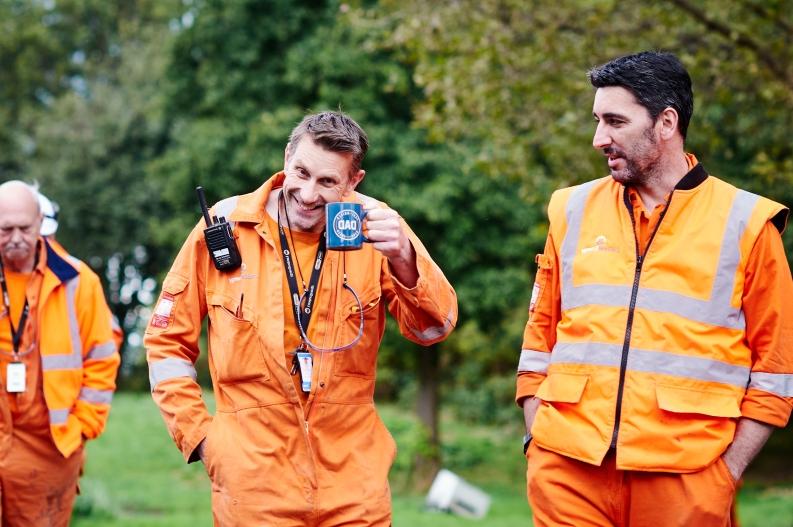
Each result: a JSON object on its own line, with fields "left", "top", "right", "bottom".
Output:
{"left": 79, "top": 387, "right": 114, "bottom": 405}
{"left": 149, "top": 357, "right": 198, "bottom": 390}
{"left": 49, "top": 408, "right": 70, "bottom": 425}
{"left": 518, "top": 349, "right": 551, "bottom": 373}
{"left": 214, "top": 196, "right": 239, "bottom": 228}
{"left": 409, "top": 306, "right": 455, "bottom": 342}
{"left": 560, "top": 180, "right": 601, "bottom": 312}
{"left": 748, "top": 372, "right": 793, "bottom": 397}
{"left": 551, "top": 342, "right": 751, "bottom": 388}
{"left": 86, "top": 341, "right": 117, "bottom": 361}
{"left": 65, "top": 275, "right": 83, "bottom": 356}
{"left": 42, "top": 353, "right": 82, "bottom": 370}
{"left": 42, "top": 276, "right": 84, "bottom": 371}
{"left": 552, "top": 342, "right": 622, "bottom": 368}
{"left": 560, "top": 184, "right": 757, "bottom": 330}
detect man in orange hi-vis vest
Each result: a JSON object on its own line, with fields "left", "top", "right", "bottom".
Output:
{"left": 146, "top": 111, "right": 457, "bottom": 526}
{"left": 0, "top": 181, "right": 120, "bottom": 526}
{"left": 516, "top": 51, "right": 793, "bottom": 526}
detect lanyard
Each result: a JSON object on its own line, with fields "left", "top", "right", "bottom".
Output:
{"left": 276, "top": 208, "right": 327, "bottom": 346}
{"left": 0, "top": 259, "right": 30, "bottom": 357}
{"left": 275, "top": 192, "right": 364, "bottom": 354}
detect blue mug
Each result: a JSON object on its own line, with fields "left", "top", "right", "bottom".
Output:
{"left": 325, "top": 202, "right": 368, "bottom": 251}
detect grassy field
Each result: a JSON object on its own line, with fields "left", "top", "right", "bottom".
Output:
{"left": 72, "top": 392, "right": 793, "bottom": 526}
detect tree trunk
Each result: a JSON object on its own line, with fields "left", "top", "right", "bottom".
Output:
{"left": 411, "top": 343, "right": 441, "bottom": 492}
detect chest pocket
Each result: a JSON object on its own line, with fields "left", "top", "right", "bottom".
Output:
{"left": 333, "top": 286, "right": 383, "bottom": 378}
{"left": 207, "top": 293, "right": 270, "bottom": 384}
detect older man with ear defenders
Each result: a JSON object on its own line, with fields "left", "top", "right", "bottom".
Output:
{"left": 0, "top": 181, "right": 120, "bottom": 526}
{"left": 146, "top": 111, "right": 457, "bottom": 526}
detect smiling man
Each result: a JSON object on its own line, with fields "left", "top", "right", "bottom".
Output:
{"left": 515, "top": 51, "right": 793, "bottom": 526}
{"left": 145, "top": 111, "right": 457, "bottom": 526}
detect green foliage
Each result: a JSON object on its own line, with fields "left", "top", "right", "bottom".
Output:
{"left": 375, "top": 0, "right": 793, "bottom": 255}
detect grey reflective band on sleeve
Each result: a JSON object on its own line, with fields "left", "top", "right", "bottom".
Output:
{"left": 78, "top": 387, "right": 114, "bottom": 405}
{"left": 748, "top": 372, "right": 793, "bottom": 397}
{"left": 85, "top": 341, "right": 117, "bottom": 361}
{"left": 213, "top": 196, "right": 239, "bottom": 228}
{"left": 148, "top": 357, "right": 199, "bottom": 390}
{"left": 49, "top": 408, "right": 70, "bottom": 425}
{"left": 410, "top": 306, "right": 455, "bottom": 342}
{"left": 559, "top": 183, "right": 758, "bottom": 330}
{"left": 517, "top": 349, "right": 551, "bottom": 374}
{"left": 550, "top": 342, "right": 751, "bottom": 388}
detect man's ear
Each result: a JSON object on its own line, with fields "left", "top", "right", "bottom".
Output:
{"left": 347, "top": 169, "right": 365, "bottom": 192}
{"left": 657, "top": 107, "right": 679, "bottom": 141}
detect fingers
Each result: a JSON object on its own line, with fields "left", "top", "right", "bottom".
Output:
{"left": 362, "top": 207, "right": 401, "bottom": 243}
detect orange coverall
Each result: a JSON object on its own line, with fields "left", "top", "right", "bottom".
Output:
{"left": 0, "top": 239, "right": 119, "bottom": 526}
{"left": 516, "top": 157, "right": 793, "bottom": 526}
{"left": 146, "top": 173, "right": 457, "bottom": 526}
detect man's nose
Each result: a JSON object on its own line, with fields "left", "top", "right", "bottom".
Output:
{"left": 299, "top": 182, "right": 319, "bottom": 203}
{"left": 9, "top": 228, "right": 24, "bottom": 243}
{"left": 592, "top": 122, "right": 611, "bottom": 150}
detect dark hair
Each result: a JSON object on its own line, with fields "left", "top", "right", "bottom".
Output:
{"left": 287, "top": 111, "right": 369, "bottom": 174}
{"left": 588, "top": 51, "right": 693, "bottom": 139}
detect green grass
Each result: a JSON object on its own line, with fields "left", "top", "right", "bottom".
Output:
{"left": 72, "top": 392, "right": 793, "bottom": 526}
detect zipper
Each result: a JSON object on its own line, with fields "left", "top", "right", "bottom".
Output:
{"left": 610, "top": 190, "right": 673, "bottom": 448}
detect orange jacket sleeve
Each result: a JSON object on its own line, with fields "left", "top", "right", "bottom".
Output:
{"left": 145, "top": 223, "right": 212, "bottom": 462}
{"left": 740, "top": 220, "right": 793, "bottom": 427}
{"left": 380, "top": 219, "right": 458, "bottom": 346}
{"left": 73, "top": 264, "right": 121, "bottom": 440}
{"left": 515, "top": 232, "right": 560, "bottom": 406}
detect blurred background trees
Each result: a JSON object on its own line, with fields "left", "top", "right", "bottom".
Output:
{"left": 3, "top": 0, "right": 791, "bottom": 489}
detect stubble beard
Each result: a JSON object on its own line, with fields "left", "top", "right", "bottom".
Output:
{"left": 609, "top": 128, "right": 662, "bottom": 189}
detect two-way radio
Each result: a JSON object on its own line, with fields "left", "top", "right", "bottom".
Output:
{"left": 196, "top": 186, "right": 242, "bottom": 271}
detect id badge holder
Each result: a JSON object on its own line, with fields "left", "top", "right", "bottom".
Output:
{"left": 296, "top": 351, "right": 313, "bottom": 392}
{"left": 6, "top": 361, "right": 26, "bottom": 393}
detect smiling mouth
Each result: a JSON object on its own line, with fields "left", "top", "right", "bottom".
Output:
{"left": 290, "top": 195, "right": 322, "bottom": 213}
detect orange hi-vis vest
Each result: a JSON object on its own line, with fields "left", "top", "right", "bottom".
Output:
{"left": 36, "top": 239, "right": 120, "bottom": 457}
{"left": 525, "top": 167, "right": 788, "bottom": 472}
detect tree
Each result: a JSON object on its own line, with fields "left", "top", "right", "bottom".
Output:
{"left": 376, "top": 0, "right": 793, "bottom": 256}
{"left": 15, "top": 1, "right": 183, "bottom": 384}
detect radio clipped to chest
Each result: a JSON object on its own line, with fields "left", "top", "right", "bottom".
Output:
{"left": 197, "top": 186, "right": 242, "bottom": 271}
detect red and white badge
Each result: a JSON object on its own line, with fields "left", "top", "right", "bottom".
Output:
{"left": 151, "top": 292, "right": 175, "bottom": 328}
{"left": 529, "top": 281, "right": 541, "bottom": 313}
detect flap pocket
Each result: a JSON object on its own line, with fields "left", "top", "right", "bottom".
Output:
{"left": 207, "top": 294, "right": 268, "bottom": 384}
{"left": 162, "top": 273, "right": 190, "bottom": 295}
{"left": 342, "top": 286, "right": 382, "bottom": 319}
{"left": 656, "top": 384, "right": 741, "bottom": 418}
{"left": 207, "top": 292, "right": 252, "bottom": 322}
{"left": 535, "top": 372, "right": 588, "bottom": 403}
{"left": 146, "top": 273, "right": 190, "bottom": 335}
{"left": 535, "top": 253, "right": 553, "bottom": 270}
{"left": 334, "top": 286, "right": 382, "bottom": 379}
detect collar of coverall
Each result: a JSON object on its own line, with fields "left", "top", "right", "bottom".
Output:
{"left": 38, "top": 238, "right": 79, "bottom": 283}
